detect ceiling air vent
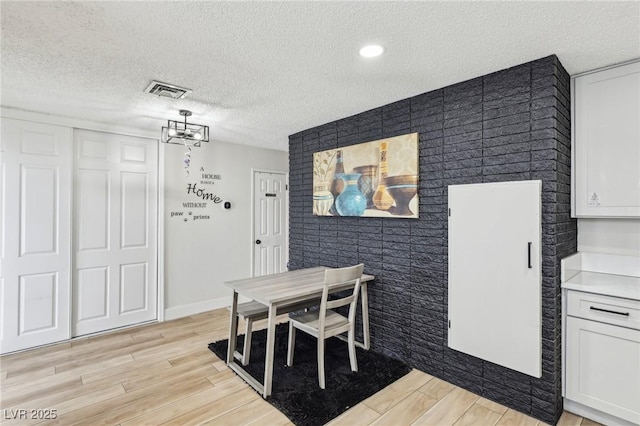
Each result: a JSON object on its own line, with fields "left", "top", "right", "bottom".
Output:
{"left": 144, "top": 81, "right": 192, "bottom": 99}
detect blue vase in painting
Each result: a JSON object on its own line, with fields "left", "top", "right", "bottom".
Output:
{"left": 335, "top": 173, "right": 367, "bottom": 216}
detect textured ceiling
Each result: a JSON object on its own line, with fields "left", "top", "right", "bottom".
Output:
{"left": 1, "top": 1, "right": 638, "bottom": 151}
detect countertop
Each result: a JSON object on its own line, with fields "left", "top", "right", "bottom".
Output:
{"left": 562, "top": 270, "right": 640, "bottom": 301}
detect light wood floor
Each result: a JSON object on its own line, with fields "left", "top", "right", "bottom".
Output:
{"left": 0, "top": 309, "right": 598, "bottom": 426}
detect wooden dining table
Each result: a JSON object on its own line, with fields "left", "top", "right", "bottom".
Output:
{"left": 225, "top": 266, "right": 374, "bottom": 398}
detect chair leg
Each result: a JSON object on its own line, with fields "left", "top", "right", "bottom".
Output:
{"left": 242, "top": 318, "right": 253, "bottom": 366}
{"left": 287, "top": 321, "right": 296, "bottom": 367}
{"left": 348, "top": 328, "right": 358, "bottom": 372}
{"left": 317, "top": 337, "right": 325, "bottom": 389}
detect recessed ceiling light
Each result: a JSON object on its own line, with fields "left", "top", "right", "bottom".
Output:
{"left": 359, "top": 45, "right": 385, "bottom": 58}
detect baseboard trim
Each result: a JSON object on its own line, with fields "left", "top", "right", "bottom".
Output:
{"left": 164, "top": 297, "right": 231, "bottom": 321}
{"left": 563, "top": 398, "right": 638, "bottom": 426}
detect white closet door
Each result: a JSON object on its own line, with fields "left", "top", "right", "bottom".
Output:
{"left": 1, "top": 118, "right": 72, "bottom": 353}
{"left": 73, "top": 130, "right": 157, "bottom": 336}
{"left": 448, "top": 180, "right": 542, "bottom": 378}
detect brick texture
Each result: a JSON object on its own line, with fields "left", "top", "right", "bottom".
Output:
{"left": 288, "top": 55, "right": 577, "bottom": 424}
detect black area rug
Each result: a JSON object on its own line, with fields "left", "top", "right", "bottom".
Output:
{"left": 208, "top": 324, "right": 411, "bottom": 426}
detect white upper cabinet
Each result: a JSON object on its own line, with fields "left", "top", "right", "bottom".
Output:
{"left": 572, "top": 61, "right": 640, "bottom": 217}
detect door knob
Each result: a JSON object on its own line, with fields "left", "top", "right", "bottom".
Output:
{"left": 256, "top": 240, "right": 261, "bottom": 245}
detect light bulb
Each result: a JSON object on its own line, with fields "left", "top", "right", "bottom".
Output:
{"left": 168, "top": 128, "right": 177, "bottom": 137}
{"left": 359, "top": 45, "right": 385, "bottom": 58}
{"left": 193, "top": 131, "right": 203, "bottom": 140}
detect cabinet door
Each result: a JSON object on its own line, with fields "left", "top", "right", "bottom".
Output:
{"left": 0, "top": 118, "right": 72, "bottom": 353}
{"left": 565, "top": 316, "right": 640, "bottom": 424}
{"left": 573, "top": 61, "right": 640, "bottom": 217}
{"left": 448, "top": 180, "right": 541, "bottom": 377}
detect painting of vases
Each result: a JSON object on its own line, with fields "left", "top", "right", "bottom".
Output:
{"left": 312, "top": 133, "right": 419, "bottom": 218}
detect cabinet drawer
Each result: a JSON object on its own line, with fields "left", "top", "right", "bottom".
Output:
{"left": 567, "top": 291, "right": 640, "bottom": 330}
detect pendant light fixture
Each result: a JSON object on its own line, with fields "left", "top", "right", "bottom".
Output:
{"left": 161, "top": 109, "right": 209, "bottom": 147}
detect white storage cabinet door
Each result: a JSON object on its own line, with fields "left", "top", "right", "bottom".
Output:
{"left": 448, "top": 180, "right": 542, "bottom": 378}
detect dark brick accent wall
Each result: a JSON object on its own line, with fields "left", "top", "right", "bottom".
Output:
{"left": 288, "top": 55, "right": 577, "bottom": 424}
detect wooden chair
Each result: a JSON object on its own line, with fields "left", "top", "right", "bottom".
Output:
{"left": 286, "top": 263, "right": 364, "bottom": 389}
{"left": 230, "top": 298, "right": 320, "bottom": 366}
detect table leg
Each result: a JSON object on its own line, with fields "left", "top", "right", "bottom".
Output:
{"left": 227, "top": 291, "right": 239, "bottom": 364}
{"left": 336, "top": 282, "right": 371, "bottom": 350}
{"left": 263, "top": 304, "right": 277, "bottom": 398}
{"left": 361, "top": 282, "right": 370, "bottom": 350}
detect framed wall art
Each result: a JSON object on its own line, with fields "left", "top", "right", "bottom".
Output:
{"left": 313, "top": 132, "right": 419, "bottom": 218}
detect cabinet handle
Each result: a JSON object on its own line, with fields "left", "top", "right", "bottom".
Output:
{"left": 589, "top": 306, "right": 630, "bottom": 316}
{"left": 527, "top": 242, "right": 532, "bottom": 269}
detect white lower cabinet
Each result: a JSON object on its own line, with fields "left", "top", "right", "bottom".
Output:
{"left": 564, "top": 288, "right": 640, "bottom": 425}
{"left": 565, "top": 316, "right": 640, "bottom": 424}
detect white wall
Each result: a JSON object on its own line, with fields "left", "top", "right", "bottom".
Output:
{"left": 163, "top": 140, "right": 287, "bottom": 319}
{"left": 578, "top": 218, "right": 640, "bottom": 257}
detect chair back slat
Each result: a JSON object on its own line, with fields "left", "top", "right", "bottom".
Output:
{"left": 318, "top": 264, "right": 364, "bottom": 331}
{"left": 325, "top": 294, "right": 356, "bottom": 310}
{"left": 324, "top": 264, "right": 364, "bottom": 287}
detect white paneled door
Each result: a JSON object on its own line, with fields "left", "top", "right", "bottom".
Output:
{"left": 73, "top": 130, "right": 157, "bottom": 337}
{"left": 1, "top": 119, "right": 72, "bottom": 353}
{"left": 253, "top": 171, "right": 287, "bottom": 276}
